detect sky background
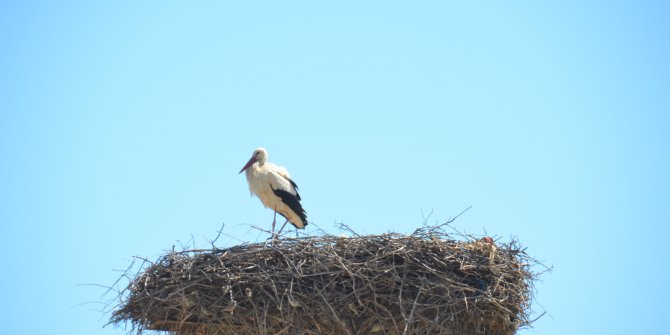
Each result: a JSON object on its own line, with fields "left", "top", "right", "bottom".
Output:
{"left": 1, "top": 1, "right": 669, "bottom": 334}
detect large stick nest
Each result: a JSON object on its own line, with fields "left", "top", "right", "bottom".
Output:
{"left": 111, "top": 225, "right": 539, "bottom": 335}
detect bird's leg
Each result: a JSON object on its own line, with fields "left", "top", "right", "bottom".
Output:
{"left": 276, "top": 219, "right": 289, "bottom": 236}
{"left": 272, "top": 209, "right": 277, "bottom": 236}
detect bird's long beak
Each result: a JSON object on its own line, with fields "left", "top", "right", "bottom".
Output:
{"left": 239, "top": 156, "right": 257, "bottom": 174}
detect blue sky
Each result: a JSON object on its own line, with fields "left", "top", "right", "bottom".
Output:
{"left": 1, "top": 1, "right": 668, "bottom": 334}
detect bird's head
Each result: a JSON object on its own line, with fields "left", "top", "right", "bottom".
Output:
{"left": 239, "top": 147, "right": 268, "bottom": 173}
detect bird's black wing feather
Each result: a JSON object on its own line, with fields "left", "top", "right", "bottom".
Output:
{"left": 272, "top": 188, "right": 308, "bottom": 228}
{"left": 285, "top": 177, "right": 301, "bottom": 200}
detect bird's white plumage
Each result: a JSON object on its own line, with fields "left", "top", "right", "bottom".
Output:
{"left": 241, "top": 148, "right": 306, "bottom": 229}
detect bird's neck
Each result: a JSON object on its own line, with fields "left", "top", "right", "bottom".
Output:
{"left": 246, "top": 162, "right": 263, "bottom": 176}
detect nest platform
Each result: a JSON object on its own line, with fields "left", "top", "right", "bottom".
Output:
{"left": 112, "top": 227, "right": 537, "bottom": 335}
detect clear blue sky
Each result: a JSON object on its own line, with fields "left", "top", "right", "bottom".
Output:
{"left": 1, "top": 1, "right": 668, "bottom": 334}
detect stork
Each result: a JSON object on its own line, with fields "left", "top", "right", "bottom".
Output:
{"left": 239, "top": 148, "right": 307, "bottom": 237}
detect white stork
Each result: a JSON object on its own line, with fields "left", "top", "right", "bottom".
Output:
{"left": 239, "top": 147, "right": 307, "bottom": 236}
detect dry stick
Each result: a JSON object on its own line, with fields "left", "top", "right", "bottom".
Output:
{"left": 335, "top": 221, "right": 360, "bottom": 237}
{"left": 446, "top": 205, "right": 473, "bottom": 224}
{"left": 207, "top": 222, "right": 226, "bottom": 247}
{"left": 402, "top": 288, "right": 423, "bottom": 335}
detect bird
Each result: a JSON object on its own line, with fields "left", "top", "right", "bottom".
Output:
{"left": 239, "top": 147, "right": 307, "bottom": 237}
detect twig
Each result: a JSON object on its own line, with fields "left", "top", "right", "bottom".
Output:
{"left": 445, "top": 205, "right": 473, "bottom": 224}
{"left": 402, "top": 288, "right": 423, "bottom": 335}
